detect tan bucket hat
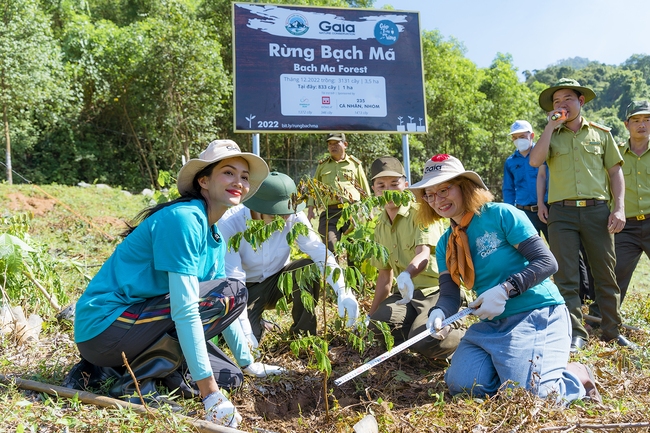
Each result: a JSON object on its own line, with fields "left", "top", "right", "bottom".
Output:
{"left": 176, "top": 139, "right": 269, "bottom": 200}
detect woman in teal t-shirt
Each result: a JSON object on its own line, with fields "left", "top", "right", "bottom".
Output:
{"left": 66, "top": 139, "right": 268, "bottom": 428}
{"left": 409, "top": 154, "right": 601, "bottom": 405}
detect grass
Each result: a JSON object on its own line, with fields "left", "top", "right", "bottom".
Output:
{"left": 628, "top": 253, "right": 650, "bottom": 296}
{"left": 1, "top": 183, "right": 649, "bottom": 432}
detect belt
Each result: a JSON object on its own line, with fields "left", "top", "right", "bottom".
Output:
{"left": 327, "top": 204, "right": 345, "bottom": 209}
{"left": 552, "top": 199, "right": 607, "bottom": 207}
{"left": 627, "top": 214, "right": 648, "bottom": 221}
{"left": 515, "top": 204, "right": 539, "bottom": 212}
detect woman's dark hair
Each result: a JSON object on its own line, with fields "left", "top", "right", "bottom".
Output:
{"left": 121, "top": 161, "right": 219, "bottom": 237}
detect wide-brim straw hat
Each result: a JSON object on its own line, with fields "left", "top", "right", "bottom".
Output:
{"left": 177, "top": 139, "right": 269, "bottom": 200}
{"left": 408, "top": 154, "right": 487, "bottom": 191}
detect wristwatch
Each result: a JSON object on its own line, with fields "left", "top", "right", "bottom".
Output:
{"left": 502, "top": 278, "right": 521, "bottom": 299}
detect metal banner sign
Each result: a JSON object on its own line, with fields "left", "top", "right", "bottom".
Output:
{"left": 233, "top": 3, "right": 427, "bottom": 133}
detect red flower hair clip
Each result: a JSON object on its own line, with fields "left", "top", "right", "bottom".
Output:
{"left": 430, "top": 154, "right": 450, "bottom": 162}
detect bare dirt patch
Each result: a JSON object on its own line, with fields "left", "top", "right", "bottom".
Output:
{"left": 7, "top": 192, "right": 56, "bottom": 216}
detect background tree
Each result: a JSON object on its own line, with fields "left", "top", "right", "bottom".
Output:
{"left": 420, "top": 30, "right": 484, "bottom": 169}
{"left": 477, "top": 53, "right": 538, "bottom": 193}
{"left": 0, "top": 0, "right": 70, "bottom": 184}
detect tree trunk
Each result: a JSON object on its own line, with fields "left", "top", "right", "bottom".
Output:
{"left": 122, "top": 104, "right": 155, "bottom": 188}
{"left": 3, "top": 103, "right": 11, "bottom": 185}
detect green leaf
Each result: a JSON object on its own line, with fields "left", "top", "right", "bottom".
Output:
{"left": 393, "top": 370, "right": 412, "bottom": 382}
{"left": 0, "top": 233, "right": 37, "bottom": 257}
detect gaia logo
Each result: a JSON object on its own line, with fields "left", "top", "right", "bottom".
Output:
{"left": 286, "top": 14, "right": 309, "bottom": 36}
{"left": 374, "top": 20, "right": 399, "bottom": 46}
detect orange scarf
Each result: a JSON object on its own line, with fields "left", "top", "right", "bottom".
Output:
{"left": 446, "top": 212, "right": 475, "bottom": 290}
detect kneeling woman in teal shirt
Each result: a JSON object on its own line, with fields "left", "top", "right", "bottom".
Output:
{"left": 410, "top": 154, "right": 600, "bottom": 405}
{"left": 69, "top": 140, "right": 268, "bottom": 428}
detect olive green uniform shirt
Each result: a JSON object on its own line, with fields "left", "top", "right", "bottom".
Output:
{"left": 545, "top": 118, "right": 623, "bottom": 203}
{"left": 371, "top": 202, "right": 444, "bottom": 296}
{"left": 311, "top": 154, "right": 370, "bottom": 206}
{"left": 619, "top": 139, "right": 650, "bottom": 218}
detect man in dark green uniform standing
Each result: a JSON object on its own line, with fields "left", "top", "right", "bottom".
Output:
{"left": 614, "top": 101, "right": 650, "bottom": 305}
{"left": 529, "top": 78, "right": 636, "bottom": 352}
{"left": 307, "top": 133, "right": 371, "bottom": 252}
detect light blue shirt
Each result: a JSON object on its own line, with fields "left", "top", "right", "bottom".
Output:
{"left": 436, "top": 202, "right": 563, "bottom": 320}
{"left": 75, "top": 199, "right": 223, "bottom": 381}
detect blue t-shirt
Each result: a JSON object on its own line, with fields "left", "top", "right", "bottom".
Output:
{"left": 75, "top": 199, "right": 223, "bottom": 343}
{"left": 436, "top": 202, "right": 563, "bottom": 320}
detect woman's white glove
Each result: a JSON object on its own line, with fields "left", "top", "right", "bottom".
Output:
{"left": 203, "top": 390, "right": 242, "bottom": 428}
{"left": 337, "top": 288, "right": 359, "bottom": 327}
{"left": 469, "top": 284, "right": 508, "bottom": 320}
{"left": 426, "top": 308, "right": 450, "bottom": 340}
{"left": 243, "top": 362, "right": 286, "bottom": 377}
{"left": 395, "top": 272, "right": 415, "bottom": 305}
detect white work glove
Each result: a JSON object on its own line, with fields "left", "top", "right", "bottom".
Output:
{"left": 395, "top": 272, "right": 415, "bottom": 305}
{"left": 337, "top": 288, "right": 359, "bottom": 327}
{"left": 426, "top": 308, "right": 451, "bottom": 340}
{"left": 203, "top": 390, "right": 242, "bottom": 428}
{"left": 469, "top": 284, "right": 508, "bottom": 320}
{"left": 243, "top": 362, "right": 286, "bottom": 378}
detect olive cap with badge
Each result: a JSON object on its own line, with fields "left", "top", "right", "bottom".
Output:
{"left": 625, "top": 100, "right": 650, "bottom": 120}
{"left": 538, "top": 78, "right": 596, "bottom": 112}
{"left": 326, "top": 132, "right": 346, "bottom": 142}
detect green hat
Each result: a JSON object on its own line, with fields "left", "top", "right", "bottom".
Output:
{"left": 625, "top": 100, "right": 650, "bottom": 120}
{"left": 538, "top": 78, "right": 596, "bottom": 112}
{"left": 244, "top": 172, "right": 305, "bottom": 215}
{"left": 370, "top": 156, "right": 405, "bottom": 180}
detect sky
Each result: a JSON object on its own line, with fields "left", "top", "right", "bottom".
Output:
{"left": 374, "top": 0, "right": 649, "bottom": 78}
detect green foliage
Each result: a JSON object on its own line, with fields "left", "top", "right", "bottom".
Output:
{"left": 227, "top": 217, "right": 287, "bottom": 253}
{"left": 0, "top": 0, "right": 71, "bottom": 184}
{"left": 373, "top": 319, "right": 394, "bottom": 351}
{"left": 393, "top": 370, "right": 411, "bottom": 382}
{"left": 347, "top": 318, "right": 374, "bottom": 353}
{"left": 290, "top": 335, "right": 331, "bottom": 376}
{"left": 152, "top": 170, "right": 180, "bottom": 204}
{"left": 0, "top": 213, "right": 69, "bottom": 316}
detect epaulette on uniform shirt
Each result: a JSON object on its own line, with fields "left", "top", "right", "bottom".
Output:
{"left": 318, "top": 156, "right": 331, "bottom": 164}
{"left": 348, "top": 154, "right": 363, "bottom": 165}
{"left": 589, "top": 121, "right": 611, "bottom": 132}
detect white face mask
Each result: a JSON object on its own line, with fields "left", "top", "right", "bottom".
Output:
{"left": 513, "top": 138, "right": 531, "bottom": 152}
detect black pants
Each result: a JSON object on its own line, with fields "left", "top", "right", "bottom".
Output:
{"left": 318, "top": 205, "right": 350, "bottom": 252}
{"left": 246, "top": 258, "right": 321, "bottom": 340}
{"left": 78, "top": 278, "right": 246, "bottom": 378}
